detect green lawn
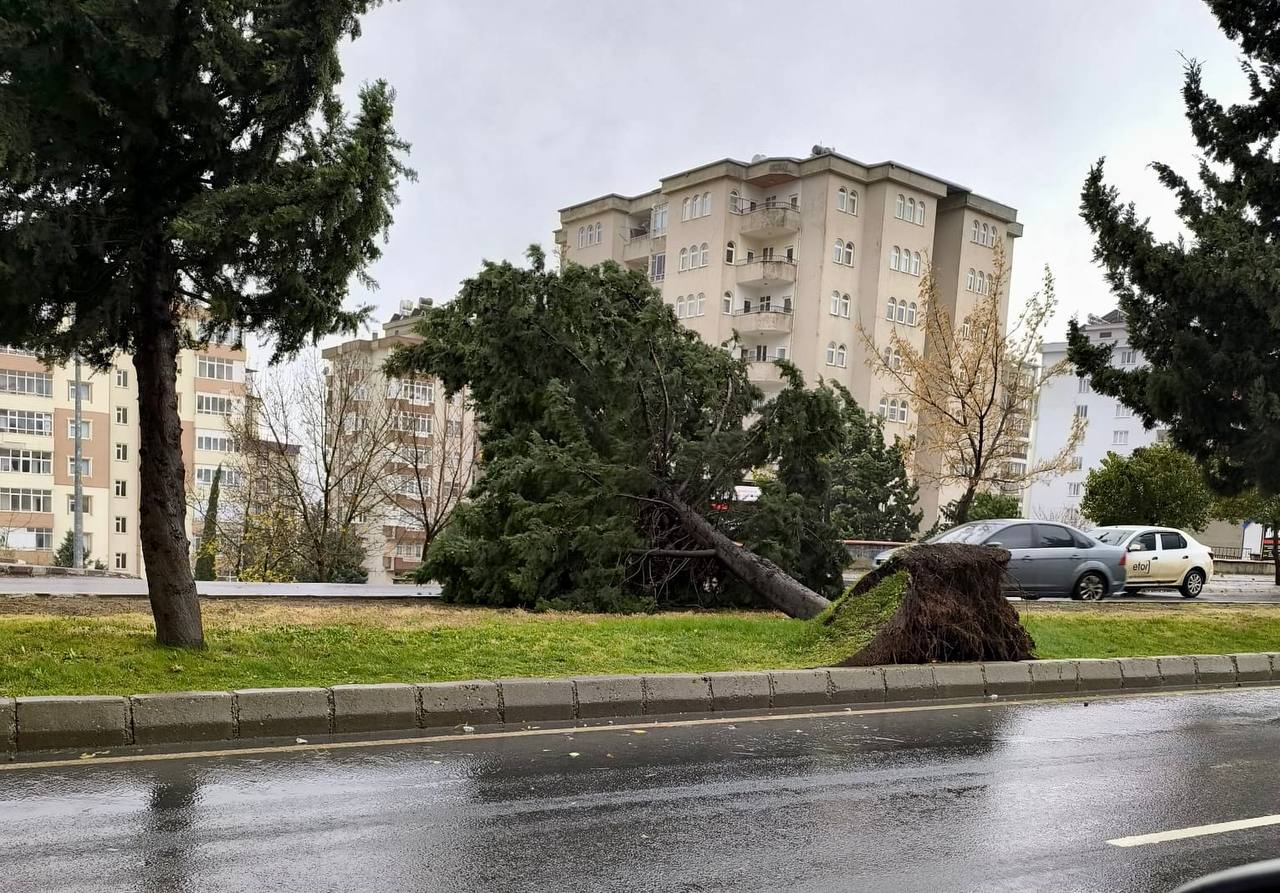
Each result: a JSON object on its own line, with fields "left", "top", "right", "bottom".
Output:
{"left": 2, "top": 601, "right": 1279, "bottom": 697}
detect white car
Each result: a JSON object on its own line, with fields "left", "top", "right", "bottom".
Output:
{"left": 1088, "top": 526, "right": 1214, "bottom": 598}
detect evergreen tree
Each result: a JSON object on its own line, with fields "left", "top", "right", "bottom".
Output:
{"left": 1069, "top": 3, "right": 1280, "bottom": 498}
{"left": 1214, "top": 489, "right": 1280, "bottom": 584}
{"left": 388, "top": 251, "right": 830, "bottom": 617}
{"left": 1080, "top": 446, "right": 1212, "bottom": 530}
{"left": 0, "top": 2, "right": 412, "bottom": 646}
{"left": 939, "top": 491, "right": 1022, "bottom": 530}
{"left": 53, "top": 531, "right": 89, "bottom": 569}
{"left": 193, "top": 466, "right": 221, "bottom": 581}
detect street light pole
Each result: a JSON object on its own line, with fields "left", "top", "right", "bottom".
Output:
{"left": 73, "top": 352, "right": 84, "bottom": 568}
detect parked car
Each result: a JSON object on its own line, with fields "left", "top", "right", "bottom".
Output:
{"left": 874, "top": 519, "right": 1127, "bottom": 600}
{"left": 1088, "top": 526, "right": 1214, "bottom": 598}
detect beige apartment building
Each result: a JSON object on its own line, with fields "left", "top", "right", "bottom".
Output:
{"left": 0, "top": 330, "right": 247, "bottom": 574}
{"left": 322, "top": 300, "right": 478, "bottom": 584}
{"left": 555, "top": 147, "right": 1023, "bottom": 526}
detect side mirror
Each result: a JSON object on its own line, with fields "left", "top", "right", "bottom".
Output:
{"left": 1128, "top": 542, "right": 1145, "bottom": 552}
{"left": 1170, "top": 858, "right": 1280, "bottom": 892}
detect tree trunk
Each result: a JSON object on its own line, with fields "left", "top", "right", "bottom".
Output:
{"left": 664, "top": 491, "right": 830, "bottom": 619}
{"left": 135, "top": 303, "right": 205, "bottom": 648}
{"left": 950, "top": 483, "right": 979, "bottom": 527}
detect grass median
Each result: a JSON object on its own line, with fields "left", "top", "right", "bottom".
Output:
{"left": 2, "top": 598, "right": 1280, "bottom": 697}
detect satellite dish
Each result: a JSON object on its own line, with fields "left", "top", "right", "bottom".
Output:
{"left": 750, "top": 153, "right": 767, "bottom": 163}
{"left": 811, "top": 144, "right": 834, "bottom": 156}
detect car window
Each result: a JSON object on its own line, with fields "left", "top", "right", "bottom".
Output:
{"left": 987, "top": 524, "right": 1034, "bottom": 549}
{"left": 1035, "top": 524, "right": 1076, "bottom": 549}
{"left": 1092, "top": 528, "right": 1138, "bottom": 545}
{"left": 1160, "top": 532, "right": 1188, "bottom": 550}
{"left": 1072, "top": 531, "right": 1095, "bottom": 549}
{"left": 1132, "top": 531, "right": 1159, "bottom": 551}
{"left": 929, "top": 522, "right": 1001, "bottom": 545}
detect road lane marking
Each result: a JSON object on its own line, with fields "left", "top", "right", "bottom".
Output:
{"left": 3, "top": 684, "right": 1277, "bottom": 773}
{"left": 1108, "top": 814, "right": 1280, "bottom": 847}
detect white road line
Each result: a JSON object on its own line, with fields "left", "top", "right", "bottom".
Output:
{"left": 1108, "top": 814, "right": 1280, "bottom": 847}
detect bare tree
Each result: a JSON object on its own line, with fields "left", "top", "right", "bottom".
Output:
{"left": 860, "top": 241, "right": 1084, "bottom": 526}
{"left": 235, "top": 351, "right": 397, "bottom": 582}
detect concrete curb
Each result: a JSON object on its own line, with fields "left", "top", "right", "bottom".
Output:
{"left": 8, "top": 653, "right": 1280, "bottom": 754}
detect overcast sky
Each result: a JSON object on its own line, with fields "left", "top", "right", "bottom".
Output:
{"left": 329, "top": 0, "right": 1247, "bottom": 344}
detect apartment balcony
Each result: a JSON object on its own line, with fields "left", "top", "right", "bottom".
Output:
{"left": 734, "top": 257, "right": 797, "bottom": 288}
{"left": 734, "top": 205, "right": 800, "bottom": 238}
{"left": 733, "top": 308, "right": 793, "bottom": 335}
{"left": 743, "top": 359, "right": 785, "bottom": 386}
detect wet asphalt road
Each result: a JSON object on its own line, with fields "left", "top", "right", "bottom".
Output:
{"left": 7, "top": 690, "right": 1280, "bottom": 892}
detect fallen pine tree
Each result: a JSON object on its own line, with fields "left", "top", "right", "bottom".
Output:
{"left": 825, "top": 543, "right": 1036, "bottom": 665}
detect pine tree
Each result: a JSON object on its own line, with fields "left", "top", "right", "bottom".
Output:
{"left": 193, "top": 466, "right": 222, "bottom": 581}
{"left": 0, "top": 3, "right": 412, "bottom": 646}
{"left": 1070, "top": 3, "right": 1280, "bottom": 498}
{"left": 53, "top": 531, "right": 89, "bottom": 569}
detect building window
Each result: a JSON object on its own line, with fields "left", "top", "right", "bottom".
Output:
{"left": 839, "top": 293, "right": 851, "bottom": 318}
{"left": 847, "top": 189, "right": 858, "bottom": 215}
{"left": 915, "top": 201, "right": 925, "bottom": 225}
{"left": 907, "top": 198, "right": 916, "bottom": 222}
{"left": 115, "top": 552, "right": 127, "bottom": 570}
{"left": 890, "top": 246, "right": 901, "bottom": 271}
{"left": 906, "top": 302, "right": 917, "bottom": 326}
{"left": 1070, "top": 456, "right": 1083, "bottom": 470}
{"left": 895, "top": 301, "right": 906, "bottom": 324}
{"left": 0, "top": 448, "right": 51, "bottom": 474}
{"left": 841, "top": 241, "right": 854, "bottom": 266}
{"left": 910, "top": 252, "right": 921, "bottom": 276}
{"left": 976, "top": 271, "right": 986, "bottom": 294}
{"left": 895, "top": 194, "right": 905, "bottom": 219}
{"left": 67, "top": 456, "right": 92, "bottom": 477}
{"left": 195, "top": 465, "right": 243, "bottom": 487}
{"left": 699, "top": 243, "right": 709, "bottom": 267}
{"left": 196, "top": 394, "right": 237, "bottom": 417}
{"left": 1120, "top": 349, "right": 1137, "bottom": 365}
{"left": 1075, "top": 405, "right": 1088, "bottom": 418}
{"left": 1116, "top": 404, "right": 1133, "bottom": 419}
{"left": 678, "top": 248, "right": 688, "bottom": 271}
{"left": 1113, "top": 430, "right": 1129, "bottom": 445}
{"left": 886, "top": 297, "right": 897, "bottom": 320}
{"left": 966, "top": 268, "right": 976, "bottom": 292}
{"left": 113, "top": 515, "right": 127, "bottom": 534}
{"left": 114, "top": 479, "right": 127, "bottom": 497}
{"left": 67, "top": 381, "right": 92, "bottom": 401}
{"left": 695, "top": 293, "right": 706, "bottom": 316}
{"left": 836, "top": 187, "right": 847, "bottom": 212}
{"left": 675, "top": 295, "right": 686, "bottom": 318}
{"left": 0, "top": 369, "right": 52, "bottom": 397}
{"left": 826, "top": 342, "right": 837, "bottom": 366}
{"left": 114, "top": 442, "right": 128, "bottom": 462}
{"left": 729, "top": 190, "right": 740, "bottom": 213}
{"left": 196, "top": 430, "right": 235, "bottom": 452}
{"left": 649, "top": 253, "right": 665, "bottom": 283}
{"left": 723, "top": 292, "right": 733, "bottom": 314}
{"left": 114, "top": 406, "right": 128, "bottom": 425}
{"left": 594, "top": 222, "right": 602, "bottom": 244}
{"left": 0, "top": 487, "right": 53, "bottom": 513}
{"left": 197, "top": 355, "right": 238, "bottom": 381}
{"left": 878, "top": 398, "right": 888, "bottom": 418}
{"left": 1078, "top": 377, "right": 1091, "bottom": 394}
{"left": 67, "top": 494, "right": 93, "bottom": 514}
{"left": 577, "top": 226, "right": 585, "bottom": 248}
{"left": 836, "top": 344, "right": 847, "bottom": 367}
{"left": 702, "top": 192, "right": 711, "bottom": 216}
{"left": 1, "top": 409, "right": 53, "bottom": 436}
{"left": 651, "top": 203, "right": 668, "bottom": 235}
{"left": 682, "top": 197, "right": 691, "bottom": 221}
{"left": 1068, "top": 482, "right": 1082, "bottom": 497}
{"left": 724, "top": 241, "right": 736, "bottom": 264}
{"left": 972, "top": 219, "right": 981, "bottom": 243}
{"left": 961, "top": 320, "right": 973, "bottom": 339}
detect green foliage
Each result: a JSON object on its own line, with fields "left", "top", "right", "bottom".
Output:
{"left": 825, "top": 384, "right": 921, "bottom": 541}
{"left": 735, "top": 479, "right": 848, "bottom": 600}
{"left": 1080, "top": 446, "right": 1212, "bottom": 529}
{"left": 392, "top": 251, "right": 758, "bottom": 611}
{"left": 193, "top": 466, "right": 222, "bottom": 581}
{"left": 1068, "top": 5, "right": 1280, "bottom": 496}
{"left": 52, "top": 531, "right": 89, "bottom": 569}
{"left": 820, "top": 570, "right": 907, "bottom": 654}
{"left": 941, "top": 491, "right": 1021, "bottom": 528}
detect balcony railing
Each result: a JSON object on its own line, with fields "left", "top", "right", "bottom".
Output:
{"left": 730, "top": 197, "right": 799, "bottom": 214}
{"left": 734, "top": 256, "right": 797, "bottom": 286}
{"left": 732, "top": 307, "right": 793, "bottom": 334}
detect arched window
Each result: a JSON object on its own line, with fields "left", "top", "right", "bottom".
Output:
{"left": 725, "top": 240, "right": 736, "bottom": 264}
{"left": 878, "top": 398, "right": 888, "bottom": 418}
{"left": 833, "top": 239, "right": 844, "bottom": 263}
{"left": 577, "top": 226, "right": 585, "bottom": 248}
{"left": 907, "top": 198, "right": 916, "bottom": 222}
{"left": 966, "top": 268, "right": 976, "bottom": 291}
{"left": 887, "top": 399, "right": 898, "bottom": 421}
{"left": 594, "top": 222, "right": 602, "bottom": 245}
{"left": 836, "top": 188, "right": 847, "bottom": 212}
{"left": 675, "top": 295, "right": 686, "bottom": 318}
{"left": 907, "top": 302, "right": 917, "bottom": 326}
{"left": 897, "top": 301, "right": 907, "bottom": 323}
{"left": 826, "top": 342, "right": 837, "bottom": 366}
{"left": 836, "top": 344, "right": 847, "bottom": 367}
{"left": 895, "top": 194, "right": 905, "bottom": 219}
{"left": 910, "top": 252, "right": 921, "bottom": 275}
{"left": 961, "top": 319, "right": 973, "bottom": 339}
{"left": 976, "top": 271, "right": 986, "bottom": 294}
{"left": 915, "top": 201, "right": 925, "bottom": 225}
{"left": 730, "top": 190, "right": 740, "bottom": 213}
{"left": 696, "top": 293, "right": 706, "bottom": 316}
{"left": 988, "top": 225, "right": 998, "bottom": 247}
{"left": 702, "top": 192, "right": 711, "bottom": 216}
{"left": 682, "top": 198, "right": 691, "bottom": 221}
{"left": 848, "top": 190, "right": 858, "bottom": 215}
{"left": 892, "top": 348, "right": 902, "bottom": 370}
{"left": 890, "top": 246, "right": 900, "bottom": 271}
{"left": 831, "top": 291, "right": 841, "bottom": 315}
{"left": 883, "top": 346, "right": 892, "bottom": 367}
{"left": 842, "top": 241, "right": 854, "bottom": 266}
{"left": 699, "top": 243, "right": 709, "bottom": 267}
{"left": 972, "top": 219, "right": 981, "bottom": 243}
{"left": 840, "top": 293, "right": 851, "bottom": 317}
{"left": 887, "top": 297, "right": 897, "bottom": 320}
{"left": 981, "top": 223, "right": 989, "bottom": 246}
{"left": 679, "top": 248, "right": 688, "bottom": 271}
{"left": 723, "top": 291, "right": 733, "bottom": 314}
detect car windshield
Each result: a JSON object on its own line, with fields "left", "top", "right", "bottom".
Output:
{"left": 927, "top": 522, "right": 1004, "bottom": 545}
{"left": 1091, "top": 527, "right": 1139, "bottom": 545}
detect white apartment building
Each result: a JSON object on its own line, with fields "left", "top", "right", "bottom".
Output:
{"left": 556, "top": 147, "right": 1023, "bottom": 526}
{"left": 0, "top": 327, "right": 248, "bottom": 574}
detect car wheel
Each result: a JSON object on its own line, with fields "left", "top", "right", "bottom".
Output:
{"left": 1181, "top": 569, "right": 1206, "bottom": 599}
{"left": 1074, "top": 571, "right": 1106, "bottom": 601}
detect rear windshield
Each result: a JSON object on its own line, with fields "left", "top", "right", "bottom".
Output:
{"left": 928, "top": 522, "right": 1003, "bottom": 545}
{"left": 1091, "top": 528, "right": 1138, "bottom": 545}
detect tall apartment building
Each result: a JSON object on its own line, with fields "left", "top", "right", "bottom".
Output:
{"left": 0, "top": 330, "right": 247, "bottom": 574}
{"left": 322, "top": 300, "right": 478, "bottom": 584}
{"left": 555, "top": 147, "right": 1023, "bottom": 526}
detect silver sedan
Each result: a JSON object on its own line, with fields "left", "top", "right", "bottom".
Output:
{"left": 875, "top": 519, "right": 1128, "bottom": 600}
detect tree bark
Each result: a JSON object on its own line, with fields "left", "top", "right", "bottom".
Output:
{"left": 135, "top": 298, "right": 206, "bottom": 648}
{"left": 664, "top": 491, "right": 831, "bottom": 619}
{"left": 950, "top": 483, "right": 979, "bottom": 527}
